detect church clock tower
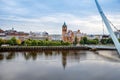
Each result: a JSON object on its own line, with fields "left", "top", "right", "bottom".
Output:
{"left": 62, "top": 22, "right": 67, "bottom": 41}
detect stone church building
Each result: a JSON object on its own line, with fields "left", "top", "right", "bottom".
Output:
{"left": 62, "top": 22, "right": 85, "bottom": 43}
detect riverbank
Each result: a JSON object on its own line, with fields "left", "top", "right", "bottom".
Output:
{"left": 0, "top": 45, "right": 116, "bottom": 52}
{"left": 0, "top": 46, "right": 90, "bottom": 52}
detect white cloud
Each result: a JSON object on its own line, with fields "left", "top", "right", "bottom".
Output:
{"left": 0, "top": 0, "right": 29, "bottom": 15}
{"left": 0, "top": 13, "right": 120, "bottom": 34}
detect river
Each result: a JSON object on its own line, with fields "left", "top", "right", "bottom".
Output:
{"left": 0, "top": 50, "right": 120, "bottom": 80}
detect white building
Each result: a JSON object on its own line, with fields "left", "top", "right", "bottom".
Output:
{"left": 87, "top": 34, "right": 103, "bottom": 40}
{"left": 29, "top": 31, "right": 50, "bottom": 40}
{"left": 87, "top": 34, "right": 110, "bottom": 40}
{"left": 50, "top": 34, "right": 62, "bottom": 41}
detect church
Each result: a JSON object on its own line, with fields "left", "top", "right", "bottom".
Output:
{"left": 62, "top": 22, "right": 85, "bottom": 43}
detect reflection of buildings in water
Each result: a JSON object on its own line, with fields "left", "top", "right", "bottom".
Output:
{"left": 0, "top": 50, "right": 120, "bottom": 69}
{"left": 0, "top": 50, "right": 88, "bottom": 69}
{"left": 61, "top": 51, "right": 68, "bottom": 69}
{"left": 61, "top": 50, "right": 88, "bottom": 69}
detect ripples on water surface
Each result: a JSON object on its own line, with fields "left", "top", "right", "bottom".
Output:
{"left": 0, "top": 50, "right": 120, "bottom": 80}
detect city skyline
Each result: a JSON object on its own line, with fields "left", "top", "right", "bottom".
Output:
{"left": 0, "top": 0, "right": 120, "bottom": 34}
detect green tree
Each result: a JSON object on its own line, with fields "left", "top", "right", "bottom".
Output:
{"left": 31, "top": 40, "right": 38, "bottom": 46}
{"left": 38, "top": 40, "right": 44, "bottom": 46}
{"left": 24, "top": 40, "right": 32, "bottom": 46}
{"left": 100, "top": 39, "right": 107, "bottom": 44}
{"left": 7, "top": 40, "right": 14, "bottom": 45}
{"left": 9, "top": 37, "right": 17, "bottom": 45}
{"left": 0, "top": 38, "right": 4, "bottom": 46}
{"left": 80, "top": 39, "right": 84, "bottom": 44}
{"left": 107, "top": 38, "right": 113, "bottom": 44}
{"left": 93, "top": 38, "right": 99, "bottom": 44}
{"left": 73, "top": 36, "right": 78, "bottom": 45}
{"left": 83, "top": 37, "right": 88, "bottom": 44}
{"left": 22, "top": 39, "right": 71, "bottom": 46}
{"left": 87, "top": 39, "right": 98, "bottom": 44}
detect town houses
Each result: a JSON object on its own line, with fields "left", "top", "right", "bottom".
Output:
{"left": 0, "top": 22, "right": 115, "bottom": 43}
{"left": 0, "top": 28, "right": 29, "bottom": 41}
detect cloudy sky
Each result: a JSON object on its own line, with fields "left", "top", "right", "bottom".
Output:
{"left": 0, "top": 0, "right": 120, "bottom": 34}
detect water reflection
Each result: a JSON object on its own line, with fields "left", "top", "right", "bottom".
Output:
{"left": 23, "top": 52, "right": 38, "bottom": 60}
{"left": 0, "top": 54, "right": 4, "bottom": 60}
{"left": 6, "top": 52, "right": 15, "bottom": 60}
{"left": 0, "top": 50, "right": 120, "bottom": 80}
{"left": 61, "top": 51, "right": 68, "bottom": 69}
{"left": 0, "top": 50, "right": 119, "bottom": 69}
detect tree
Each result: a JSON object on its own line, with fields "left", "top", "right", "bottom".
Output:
{"left": 22, "top": 39, "right": 71, "bottom": 46}
{"left": 73, "top": 36, "right": 78, "bottom": 45}
{"left": 87, "top": 39, "right": 98, "bottom": 44}
{"left": 80, "top": 39, "right": 84, "bottom": 44}
{"left": 16, "top": 39, "right": 21, "bottom": 45}
{"left": 7, "top": 40, "right": 14, "bottom": 45}
{"left": 82, "top": 37, "right": 88, "bottom": 44}
{"left": 0, "top": 38, "right": 3, "bottom": 46}
{"left": 100, "top": 39, "right": 107, "bottom": 44}
{"left": 31, "top": 40, "right": 38, "bottom": 46}
{"left": 8, "top": 37, "right": 17, "bottom": 45}
{"left": 93, "top": 38, "right": 99, "bottom": 44}
{"left": 24, "top": 40, "right": 31, "bottom": 46}
{"left": 107, "top": 38, "right": 113, "bottom": 44}
{"left": 38, "top": 40, "right": 44, "bottom": 46}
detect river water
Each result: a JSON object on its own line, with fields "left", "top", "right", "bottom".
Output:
{"left": 0, "top": 50, "right": 120, "bottom": 80}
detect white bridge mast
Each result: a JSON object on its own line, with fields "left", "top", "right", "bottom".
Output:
{"left": 95, "top": 0, "right": 120, "bottom": 54}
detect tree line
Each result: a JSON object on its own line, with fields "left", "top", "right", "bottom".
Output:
{"left": 79, "top": 37, "right": 99, "bottom": 45}
{"left": 0, "top": 37, "right": 119, "bottom": 46}
{"left": 0, "top": 37, "right": 70, "bottom": 46}
{"left": 79, "top": 37, "right": 120, "bottom": 45}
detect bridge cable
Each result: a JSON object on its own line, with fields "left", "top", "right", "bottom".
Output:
{"left": 107, "top": 19, "right": 119, "bottom": 31}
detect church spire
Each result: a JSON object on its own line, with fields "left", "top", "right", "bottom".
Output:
{"left": 62, "top": 22, "right": 67, "bottom": 28}
{"left": 63, "top": 22, "right": 66, "bottom": 26}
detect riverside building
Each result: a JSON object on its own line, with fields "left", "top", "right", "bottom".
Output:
{"left": 62, "top": 22, "right": 86, "bottom": 43}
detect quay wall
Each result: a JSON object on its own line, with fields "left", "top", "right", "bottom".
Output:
{"left": 0, "top": 46, "right": 116, "bottom": 52}
{"left": 0, "top": 46, "right": 90, "bottom": 52}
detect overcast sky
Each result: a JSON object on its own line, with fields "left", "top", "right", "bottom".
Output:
{"left": 0, "top": 0, "right": 120, "bottom": 34}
